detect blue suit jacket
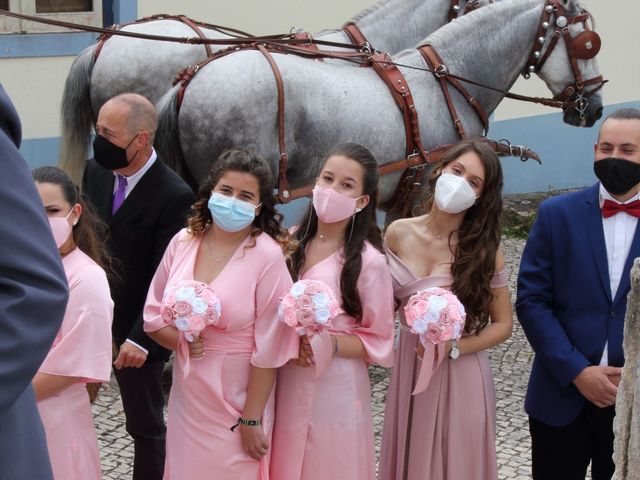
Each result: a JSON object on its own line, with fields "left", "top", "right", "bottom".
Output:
{"left": 516, "top": 184, "right": 637, "bottom": 427}
{"left": 0, "top": 85, "right": 69, "bottom": 479}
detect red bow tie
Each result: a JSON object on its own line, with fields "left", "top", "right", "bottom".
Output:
{"left": 602, "top": 199, "right": 640, "bottom": 218}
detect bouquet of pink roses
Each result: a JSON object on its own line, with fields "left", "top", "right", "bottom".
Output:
{"left": 278, "top": 280, "right": 342, "bottom": 334}
{"left": 404, "top": 287, "right": 466, "bottom": 394}
{"left": 279, "top": 279, "right": 343, "bottom": 376}
{"left": 161, "top": 280, "right": 222, "bottom": 378}
{"left": 161, "top": 280, "right": 222, "bottom": 341}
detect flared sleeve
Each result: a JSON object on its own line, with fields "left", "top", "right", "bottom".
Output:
{"left": 39, "top": 261, "right": 113, "bottom": 383}
{"left": 250, "top": 240, "right": 298, "bottom": 368}
{"left": 144, "top": 229, "right": 184, "bottom": 332}
{"left": 352, "top": 247, "right": 395, "bottom": 367}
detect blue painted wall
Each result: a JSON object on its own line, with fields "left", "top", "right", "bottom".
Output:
{"left": 493, "top": 100, "right": 640, "bottom": 194}
{"left": 0, "top": 2, "right": 137, "bottom": 58}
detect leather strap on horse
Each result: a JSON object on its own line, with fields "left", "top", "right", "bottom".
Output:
{"left": 93, "top": 13, "right": 216, "bottom": 63}
{"left": 343, "top": 22, "right": 371, "bottom": 51}
{"left": 370, "top": 52, "right": 429, "bottom": 162}
{"left": 254, "top": 44, "right": 293, "bottom": 203}
{"left": 419, "top": 44, "right": 490, "bottom": 138}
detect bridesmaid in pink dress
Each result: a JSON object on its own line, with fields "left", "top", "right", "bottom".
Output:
{"left": 143, "top": 149, "right": 299, "bottom": 479}
{"left": 378, "top": 140, "right": 513, "bottom": 480}
{"left": 270, "top": 143, "right": 395, "bottom": 480}
{"left": 32, "top": 166, "right": 114, "bottom": 480}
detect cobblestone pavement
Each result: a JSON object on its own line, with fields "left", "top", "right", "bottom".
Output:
{"left": 93, "top": 237, "right": 537, "bottom": 479}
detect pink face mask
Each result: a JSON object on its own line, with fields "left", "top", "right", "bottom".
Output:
{"left": 48, "top": 211, "right": 73, "bottom": 248}
{"left": 312, "top": 185, "right": 362, "bottom": 223}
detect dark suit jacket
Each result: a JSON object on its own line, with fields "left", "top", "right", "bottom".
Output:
{"left": 0, "top": 85, "right": 69, "bottom": 479}
{"left": 516, "top": 184, "right": 638, "bottom": 427}
{"left": 82, "top": 157, "right": 194, "bottom": 360}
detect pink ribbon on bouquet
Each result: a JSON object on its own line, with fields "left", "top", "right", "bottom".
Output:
{"left": 412, "top": 342, "right": 447, "bottom": 395}
{"left": 176, "top": 332, "right": 202, "bottom": 380}
{"left": 305, "top": 328, "right": 333, "bottom": 378}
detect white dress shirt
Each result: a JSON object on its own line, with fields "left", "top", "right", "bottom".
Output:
{"left": 112, "top": 149, "right": 158, "bottom": 355}
{"left": 598, "top": 184, "right": 640, "bottom": 365}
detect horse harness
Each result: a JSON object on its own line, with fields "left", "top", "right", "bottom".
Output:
{"left": 87, "top": 1, "right": 604, "bottom": 214}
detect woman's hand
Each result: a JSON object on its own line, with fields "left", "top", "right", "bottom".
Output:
{"left": 188, "top": 333, "right": 205, "bottom": 359}
{"left": 239, "top": 423, "right": 269, "bottom": 460}
{"left": 298, "top": 335, "right": 315, "bottom": 366}
{"left": 415, "top": 342, "right": 425, "bottom": 359}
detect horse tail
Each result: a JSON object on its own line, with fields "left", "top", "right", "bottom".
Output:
{"left": 58, "top": 44, "right": 97, "bottom": 186}
{"left": 156, "top": 85, "right": 198, "bottom": 191}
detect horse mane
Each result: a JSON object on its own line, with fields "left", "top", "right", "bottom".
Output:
{"left": 349, "top": 0, "right": 393, "bottom": 23}
{"left": 424, "top": 0, "right": 539, "bottom": 49}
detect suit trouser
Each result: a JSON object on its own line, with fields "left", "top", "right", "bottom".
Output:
{"left": 529, "top": 401, "right": 615, "bottom": 480}
{"left": 114, "top": 357, "right": 167, "bottom": 480}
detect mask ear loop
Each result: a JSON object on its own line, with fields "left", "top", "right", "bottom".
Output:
{"left": 346, "top": 213, "right": 356, "bottom": 250}
{"left": 300, "top": 207, "right": 314, "bottom": 241}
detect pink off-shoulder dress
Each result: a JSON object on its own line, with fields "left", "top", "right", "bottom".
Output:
{"left": 378, "top": 243, "right": 508, "bottom": 480}
{"left": 270, "top": 242, "right": 395, "bottom": 480}
{"left": 143, "top": 229, "right": 299, "bottom": 480}
{"left": 36, "top": 247, "right": 114, "bottom": 480}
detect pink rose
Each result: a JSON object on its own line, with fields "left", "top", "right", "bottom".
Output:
{"left": 296, "top": 294, "right": 314, "bottom": 311}
{"left": 163, "top": 290, "right": 177, "bottom": 307}
{"left": 161, "top": 307, "right": 175, "bottom": 325}
{"left": 405, "top": 309, "right": 417, "bottom": 326}
{"left": 190, "top": 315, "right": 205, "bottom": 332}
{"left": 281, "top": 295, "right": 297, "bottom": 309}
{"left": 425, "top": 323, "right": 443, "bottom": 344}
{"left": 174, "top": 301, "right": 192, "bottom": 317}
{"left": 305, "top": 282, "right": 321, "bottom": 295}
{"left": 415, "top": 300, "right": 428, "bottom": 316}
{"left": 299, "top": 309, "right": 315, "bottom": 327}
{"left": 283, "top": 309, "right": 298, "bottom": 327}
{"left": 201, "top": 288, "right": 217, "bottom": 304}
{"left": 205, "top": 308, "right": 220, "bottom": 326}
{"left": 330, "top": 303, "right": 342, "bottom": 317}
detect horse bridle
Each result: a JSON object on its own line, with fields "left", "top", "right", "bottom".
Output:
{"left": 523, "top": 0, "right": 605, "bottom": 119}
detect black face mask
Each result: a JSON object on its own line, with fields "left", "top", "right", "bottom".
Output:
{"left": 593, "top": 157, "right": 640, "bottom": 195}
{"left": 93, "top": 133, "right": 138, "bottom": 171}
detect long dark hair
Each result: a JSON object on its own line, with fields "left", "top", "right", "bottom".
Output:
{"left": 423, "top": 140, "right": 504, "bottom": 333}
{"left": 186, "top": 148, "right": 292, "bottom": 254}
{"left": 32, "top": 166, "right": 113, "bottom": 403}
{"left": 32, "top": 166, "right": 113, "bottom": 275}
{"left": 290, "top": 143, "right": 383, "bottom": 320}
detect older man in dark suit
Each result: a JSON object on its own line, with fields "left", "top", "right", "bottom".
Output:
{"left": 82, "top": 93, "right": 194, "bottom": 480}
{"left": 0, "top": 85, "right": 69, "bottom": 479}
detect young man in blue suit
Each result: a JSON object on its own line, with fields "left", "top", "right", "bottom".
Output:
{"left": 517, "top": 108, "right": 640, "bottom": 480}
{"left": 0, "top": 85, "right": 69, "bottom": 479}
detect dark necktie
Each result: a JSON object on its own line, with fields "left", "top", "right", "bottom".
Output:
{"left": 601, "top": 199, "right": 640, "bottom": 218}
{"left": 112, "top": 174, "right": 128, "bottom": 214}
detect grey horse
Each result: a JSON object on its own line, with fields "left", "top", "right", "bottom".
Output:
{"left": 152, "top": 0, "right": 603, "bottom": 208}
{"left": 59, "top": 0, "right": 488, "bottom": 183}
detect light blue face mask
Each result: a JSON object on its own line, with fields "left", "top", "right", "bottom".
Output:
{"left": 207, "top": 192, "right": 260, "bottom": 232}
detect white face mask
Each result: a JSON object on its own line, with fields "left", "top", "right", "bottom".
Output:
{"left": 434, "top": 173, "right": 477, "bottom": 214}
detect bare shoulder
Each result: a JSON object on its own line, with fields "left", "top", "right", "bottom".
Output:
{"left": 385, "top": 216, "right": 424, "bottom": 252}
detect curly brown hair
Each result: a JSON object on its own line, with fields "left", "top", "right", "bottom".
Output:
{"left": 186, "top": 148, "right": 293, "bottom": 254}
{"left": 423, "top": 140, "right": 504, "bottom": 334}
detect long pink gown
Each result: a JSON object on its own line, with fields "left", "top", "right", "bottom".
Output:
{"left": 36, "top": 247, "right": 114, "bottom": 480}
{"left": 378, "top": 244, "right": 508, "bottom": 480}
{"left": 270, "top": 242, "right": 395, "bottom": 480}
{"left": 144, "top": 229, "right": 299, "bottom": 480}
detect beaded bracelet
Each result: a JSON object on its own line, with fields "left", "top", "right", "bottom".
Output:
{"left": 230, "top": 417, "right": 262, "bottom": 432}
